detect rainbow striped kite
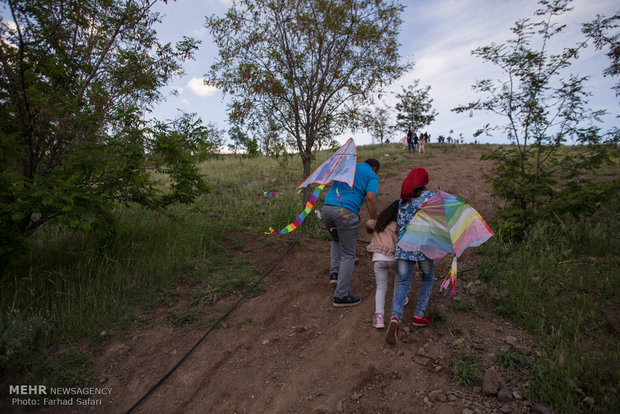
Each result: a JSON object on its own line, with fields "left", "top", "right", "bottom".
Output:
{"left": 397, "top": 190, "right": 494, "bottom": 294}
{"left": 266, "top": 138, "right": 357, "bottom": 235}
{"left": 265, "top": 184, "right": 325, "bottom": 234}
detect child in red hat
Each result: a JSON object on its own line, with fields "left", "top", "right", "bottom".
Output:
{"left": 385, "top": 168, "right": 435, "bottom": 345}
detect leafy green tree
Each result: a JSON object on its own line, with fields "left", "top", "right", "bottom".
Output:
{"left": 205, "top": 0, "right": 407, "bottom": 189}
{"left": 153, "top": 112, "right": 224, "bottom": 163}
{"left": 0, "top": 0, "right": 205, "bottom": 263}
{"left": 583, "top": 11, "right": 619, "bottom": 147}
{"left": 453, "top": 0, "right": 616, "bottom": 237}
{"left": 583, "top": 11, "right": 620, "bottom": 96}
{"left": 395, "top": 79, "right": 438, "bottom": 134}
{"left": 361, "top": 103, "right": 395, "bottom": 145}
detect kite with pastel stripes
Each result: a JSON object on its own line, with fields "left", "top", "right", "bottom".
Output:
{"left": 397, "top": 190, "right": 494, "bottom": 294}
{"left": 266, "top": 138, "right": 357, "bottom": 235}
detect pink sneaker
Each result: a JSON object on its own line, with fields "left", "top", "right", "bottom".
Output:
{"left": 373, "top": 313, "right": 384, "bottom": 329}
{"left": 412, "top": 315, "right": 432, "bottom": 327}
{"left": 385, "top": 317, "right": 399, "bottom": 345}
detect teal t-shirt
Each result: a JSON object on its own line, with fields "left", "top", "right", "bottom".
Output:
{"left": 324, "top": 162, "right": 379, "bottom": 215}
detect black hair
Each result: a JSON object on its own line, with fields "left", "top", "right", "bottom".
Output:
{"left": 374, "top": 200, "right": 399, "bottom": 233}
{"left": 364, "top": 158, "right": 380, "bottom": 172}
{"left": 411, "top": 186, "right": 426, "bottom": 200}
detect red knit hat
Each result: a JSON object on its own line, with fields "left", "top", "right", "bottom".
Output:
{"left": 401, "top": 168, "right": 429, "bottom": 203}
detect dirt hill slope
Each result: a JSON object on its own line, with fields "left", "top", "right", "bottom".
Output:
{"left": 30, "top": 147, "right": 543, "bottom": 414}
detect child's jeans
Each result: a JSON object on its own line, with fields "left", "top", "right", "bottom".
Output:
{"left": 390, "top": 258, "right": 434, "bottom": 321}
{"left": 373, "top": 259, "right": 397, "bottom": 316}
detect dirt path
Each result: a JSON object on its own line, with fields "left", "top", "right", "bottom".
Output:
{"left": 29, "top": 147, "right": 539, "bottom": 414}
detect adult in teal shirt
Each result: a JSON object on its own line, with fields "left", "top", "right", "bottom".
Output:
{"left": 322, "top": 159, "right": 379, "bottom": 307}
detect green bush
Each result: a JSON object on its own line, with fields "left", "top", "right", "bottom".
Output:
{"left": 0, "top": 309, "right": 52, "bottom": 375}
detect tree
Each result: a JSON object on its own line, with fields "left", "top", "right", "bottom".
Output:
{"left": 205, "top": 0, "right": 407, "bottom": 193}
{"left": 153, "top": 112, "right": 224, "bottom": 162}
{"left": 583, "top": 11, "right": 620, "bottom": 147}
{"left": 0, "top": 0, "right": 204, "bottom": 262}
{"left": 453, "top": 0, "right": 616, "bottom": 237}
{"left": 361, "top": 103, "right": 395, "bottom": 145}
{"left": 583, "top": 11, "right": 620, "bottom": 96}
{"left": 394, "top": 80, "right": 437, "bottom": 134}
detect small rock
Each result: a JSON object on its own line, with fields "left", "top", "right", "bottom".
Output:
{"left": 412, "top": 354, "right": 431, "bottom": 366}
{"left": 429, "top": 390, "right": 446, "bottom": 402}
{"left": 501, "top": 403, "right": 513, "bottom": 413}
{"left": 100, "top": 331, "right": 106, "bottom": 336}
{"left": 498, "top": 387, "right": 513, "bottom": 402}
{"left": 423, "top": 396, "right": 432, "bottom": 407}
{"left": 336, "top": 400, "right": 344, "bottom": 413}
{"left": 583, "top": 396, "right": 595, "bottom": 406}
{"left": 351, "top": 392, "right": 362, "bottom": 401}
{"left": 452, "top": 337, "right": 466, "bottom": 347}
{"left": 482, "top": 367, "right": 503, "bottom": 396}
{"left": 462, "top": 409, "right": 474, "bottom": 414}
{"left": 513, "top": 343, "right": 530, "bottom": 355}
{"left": 98, "top": 377, "right": 108, "bottom": 384}
{"left": 473, "top": 386, "right": 482, "bottom": 394}
{"left": 472, "top": 341, "right": 485, "bottom": 350}
{"left": 512, "top": 390, "right": 522, "bottom": 400}
{"left": 531, "top": 403, "right": 553, "bottom": 414}
{"left": 434, "top": 365, "right": 443, "bottom": 372}
{"left": 262, "top": 339, "right": 270, "bottom": 345}
{"left": 398, "top": 350, "right": 405, "bottom": 356}
{"left": 505, "top": 335, "right": 517, "bottom": 345}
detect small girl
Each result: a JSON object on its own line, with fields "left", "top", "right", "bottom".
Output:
{"left": 366, "top": 200, "right": 405, "bottom": 329}
{"left": 386, "top": 167, "right": 435, "bottom": 345}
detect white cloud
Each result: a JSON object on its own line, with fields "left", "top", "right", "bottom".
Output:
{"left": 186, "top": 77, "right": 218, "bottom": 97}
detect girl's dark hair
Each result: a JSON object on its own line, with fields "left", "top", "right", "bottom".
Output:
{"left": 402, "top": 186, "right": 426, "bottom": 203}
{"left": 375, "top": 200, "right": 400, "bottom": 233}
{"left": 411, "top": 186, "right": 426, "bottom": 199}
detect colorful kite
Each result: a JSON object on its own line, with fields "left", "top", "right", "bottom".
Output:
{"left": 266, "top": 138, "right": 357, "bottom": 234}
{"left": 397, "top": 190, "right": 494, "bottom": 294}
{"left": 296, "top": 138, "right": 357, "bottom": 189}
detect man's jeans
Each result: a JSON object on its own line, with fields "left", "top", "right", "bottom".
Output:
{"left": 322, "top": 205, "right": 360, "bottom": 298}
{"left": 390, "top": 258, "right": 434, "bottom": 321}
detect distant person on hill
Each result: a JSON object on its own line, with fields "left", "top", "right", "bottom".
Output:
{"left": 365, "top": 200, "right": 407, "bottom": 329}
{"left": 412, "top": 132, "right": 419, "bottom": 153}
{"left": 418, "top": 133, "right": 427, "bottom": 154}
{"left": 406, "top": 129, "right": 413, "bottom": 153}
{"left": 386, "top": 168, "right": 435, "bottom": 345}
{"left": 322, "top": 159, "right": 380, "bottom": 308}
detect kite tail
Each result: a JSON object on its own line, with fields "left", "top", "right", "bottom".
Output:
{"left": 440, "top": 256, "right": 458, "bottom": 295}
{"left": 265, "top": 184, "right": 325, "bottom": 235}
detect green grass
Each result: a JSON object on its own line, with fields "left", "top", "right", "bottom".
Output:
{"left": 452, "top": 349, "right": 483, "bottom": 387}
{"left": 476, "top": 190, "right": 620, "bottom": 413}
{"left": 0, "top": 142, "right": 409, "bottom": 385}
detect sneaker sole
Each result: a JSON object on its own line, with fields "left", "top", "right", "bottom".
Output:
{"left": 385, "top": 320, "right": 398, "bottom": 345}
{"left": 412, "top": 322, "right": 431, "bottom": 327}
{"left": 329, "top": 279, "right": 337, "bottom": 285}
{"left": 332, "top": 300, "right": 361, "bottom": 308}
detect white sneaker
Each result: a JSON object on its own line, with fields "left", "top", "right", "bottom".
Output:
{"left": 373, "top": 313, "right": 385, "bottom": 329}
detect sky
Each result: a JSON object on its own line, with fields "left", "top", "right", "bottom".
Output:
{"left": 151, "top": 0, "right": 619, "bottom": 146}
